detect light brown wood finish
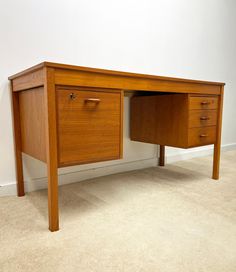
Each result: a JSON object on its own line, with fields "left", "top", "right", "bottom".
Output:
{"left": 9, "top": 62, "right": 224, "bottom": 95}
{"left": 189, "top": 95, "right": 218, "bottom": 110}
{"left": 57, "top": 88, "right": 122, "bottom": 167}
{"left": 8, "top": 62, "right": 225, "bottom": 232}
{"left": 10, "top": 84, "right": 25, "bottom": 196}
{"left": 54, "top": 69, "right": 221, "bottom": 95}
{"left": 188, "top": 126, "right": 216, "bottom": 147}
{"left": 12, "top": 68, "right": 44, "bottom": 92}
{"left": 44, "top": 68, "right": 59, "bottom": 232}
{"left": 159, "top": 145, "right": 165, "bottom": 166}
{"left": 19, "top": 87, "right": 46, "bottom": 162}
{"left": 189, "top": 110, "right": 217, "bottom": 128}
{"left": 119, "top": 91, "right": 124, "bottom": 159}
{"left": 130, "top": 94, "right": 218, "bottom": 148}
{"left": 212, "top": 87, "right": 224, "bottom": 180}
{"left": 130, "top": 94, "right": 189, "bottom": 148}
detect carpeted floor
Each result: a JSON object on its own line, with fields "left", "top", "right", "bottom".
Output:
{"left": 0, "top": 150, "right": 236, "bottom": 272}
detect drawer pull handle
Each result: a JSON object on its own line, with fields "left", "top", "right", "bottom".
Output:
{"left": 200, "top": 116, "right": 210, "bottom": 121}
{"left": 199, "top": 134, "right": 208, "bottom": 138}
{"left": 84, "top": 98, "right": 100, "bottom": 103}
{"left": 69, "top": 93, "right": 77, "bottom": 100}
{"left": 201, "top": 101, "right": 210, "bottom": 105}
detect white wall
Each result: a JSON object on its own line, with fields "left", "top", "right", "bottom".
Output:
{"left": 0, "top": 0, "right": 236, "bottom": 193}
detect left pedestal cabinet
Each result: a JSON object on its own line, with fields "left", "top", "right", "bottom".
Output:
{"left": 9, "top": 64, "right": 123, "bottom": 231}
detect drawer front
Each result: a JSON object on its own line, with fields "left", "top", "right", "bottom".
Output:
{"left": 57, "top": 89, "right": 122, "bottom": 166}
{"left": 188, "top": 126, "right": 216, "bottom": 147}
{"left": 189, "top": 110, "right": 217, "bottom": 128}
{"left": 189, "top": 96, "right": 218, "bottom": 110}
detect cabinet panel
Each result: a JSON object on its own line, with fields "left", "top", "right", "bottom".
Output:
{"left": 57, "top": 89, "right": 122, "bottom": 166}
{"left": 19, "top": 87, "right": 46, "bottom": 162}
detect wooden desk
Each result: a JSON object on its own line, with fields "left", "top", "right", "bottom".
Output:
{"left": 9, "top": 62, "right": 225, "bottom": 231}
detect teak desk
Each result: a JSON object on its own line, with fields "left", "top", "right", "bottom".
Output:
{"left": 9, "top": 62, "right": 225, "bottom": 232}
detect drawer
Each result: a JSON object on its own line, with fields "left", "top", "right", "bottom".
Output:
{"left": 188, "top": 126, "right": 216, "bottom": 147}
{"left": 189, "top": 110, "right": 217, "bottom": 128}
{"left": 57, "top": 89, "right": 122, "bottom": 166}
{"left": 189, "top": 96, "right": 218, "bottom": 110}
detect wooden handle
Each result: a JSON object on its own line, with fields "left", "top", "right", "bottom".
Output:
{"left": 84, "top": 98, "right": 100, "bottom": 103}
{"left": 201, "top": 101, "right": 210, "bottom": 105}
{"left": 200, "top": 116, "right": 210, "bottom": 120}
{"left": 199, "top": 134, "right": 208, "bottom": 137}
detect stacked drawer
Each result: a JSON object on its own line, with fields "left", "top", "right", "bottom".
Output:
{"left": 188, "top": 95, "right": 218, "bottom": 147}
{"left": 130, "top": 93, "right": 219, "bottom": 149}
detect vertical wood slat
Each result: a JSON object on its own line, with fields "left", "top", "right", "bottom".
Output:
{"left": 44, "top": 67, "right": 59, "bottom": 231}
{"left": 10, "top": 83, "right": 25, "bottom": 196}
{"left": 212, "top": 88, "right": 224, "bottom": 180}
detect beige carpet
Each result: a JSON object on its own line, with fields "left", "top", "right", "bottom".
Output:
{"left": 0, "top": 150, "right": 236, "bottom": 272}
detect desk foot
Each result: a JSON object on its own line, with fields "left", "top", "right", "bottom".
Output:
{"left": 159, "top": 145, "right": 165, "bottom": 166}
{"left": 212, "top": 143, "right": 220, "bottom": 180}
{"left": 47, "top": 165, "right": 59, "bottom": 232}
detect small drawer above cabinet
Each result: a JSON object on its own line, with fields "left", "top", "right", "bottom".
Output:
{"left": 56, "top": 88, "right": 123, "bottom": 167}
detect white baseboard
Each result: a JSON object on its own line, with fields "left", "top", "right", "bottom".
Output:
{"left": 166, "top": 143, "right": 236, "bottom": 164}
{"left": 1, "top": 143, "right": 236, "bottom": 197}
{"left": 0, "top": 157, "right": 157, "bottom": 196}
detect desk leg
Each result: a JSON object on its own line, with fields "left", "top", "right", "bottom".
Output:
{"left": 159, "top": 145, "right": 165, "bottom": 166}
{"left": 11, "top": 89, "right": 25, "bottom": 197}
{"left": 46, "top": 159, "right": 59, "bottom": 231}
{"left": 212, "top": 89, "right": 224, "bottom": 180}
{"left": 44, "top": 67, "right": 59, "bottom": 231}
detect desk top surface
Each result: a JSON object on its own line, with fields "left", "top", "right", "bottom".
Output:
{"left": 9, "top": 61, "right": 225, "bottom": 86}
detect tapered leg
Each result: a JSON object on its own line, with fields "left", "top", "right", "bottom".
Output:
{"left": 159, "top": 145, "right": 165, "bottom": 166}
{"left": 44, "top": 67, "right": 59, "bottom": 231}
{"left": 212, "top": 88, "right": 224, "bottom": 180}
{"left": 11, "top": 88, "right": 25, "bottom": 196}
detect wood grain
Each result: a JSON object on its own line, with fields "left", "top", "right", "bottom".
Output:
{"left": 189, "top": 96, "right": 218, "bottom": 110}
{"left": 56, "top": 88, "right": 122, "bottom": 167}
{"left": 10, "top": 84, "right": 25, "bottom": 196}
{"left": 44, "top": 67, "right": 59, "bottom": 232}
{"left": 131, "top": 94, "right": 218, "bottom": 149}
{"left": 188, "top": 126, "right": 216, "bottom": 147}
{"left": 19, "top": 87, "right": 46, "bottom": 162}
{"left": 12, "top": 69, "right": 44, "bottom": 92}
{"left": 188, "top": 110, "right": 217, "bottom": 128}
{"left": 9, "top": 61, "right": 225, "bottom": 87}
{"left": 213, "top": 89, "right": 224, "bottom": 180}
{"left": 8, "top": 61, "right": 225, "bottom": 232}
{"left": 131, "top": 94, "right": 189, "bottom": 148}
{"left": 54, "top": 69, "right": 221, "bottom": 95}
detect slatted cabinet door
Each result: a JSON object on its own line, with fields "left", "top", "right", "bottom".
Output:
{"left": 56, "top": 88, "right": 123, "bottom": 167}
